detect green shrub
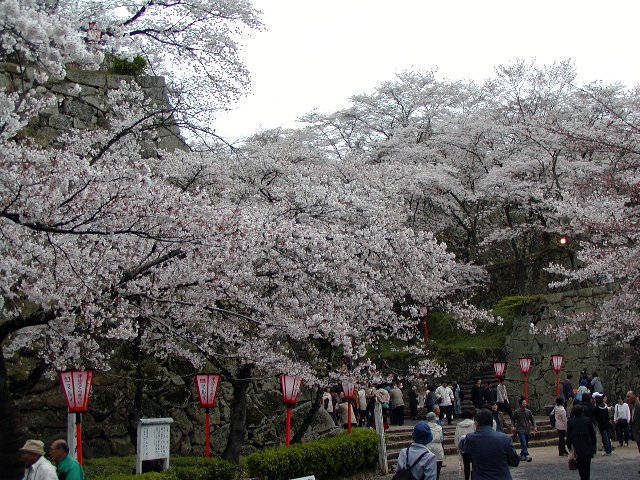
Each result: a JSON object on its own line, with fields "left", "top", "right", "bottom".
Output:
{"left": 86, "top": 456, "right": 237, "bottom": 480}
{"left": 84, "top": 456, "right": 136, "bottom": 478}
{"left": 246, "top": 428, "right": 378, "bottom": 480}
{"left": 110, "top": 55, "right": 147, "bottom": 76}
{"left": 171, "top": 457, "right": 238, "bottom": 480}
{"left": 93, "top": 472, "right": 176, "bottom": 480}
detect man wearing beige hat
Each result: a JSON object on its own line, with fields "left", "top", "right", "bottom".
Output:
{"left": 19, "top": 440, "right": 57, "bottom": 480}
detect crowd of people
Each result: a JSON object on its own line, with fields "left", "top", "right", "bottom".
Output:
{"left": 394, "top": 370, "right": 640, "bottom": 480}
{"left": 552, "top": 370, "right": 640, "bottom": 480}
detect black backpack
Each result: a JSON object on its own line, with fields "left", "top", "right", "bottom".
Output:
{"left": 392, "top": 449, "right": 429, "bottom": 480}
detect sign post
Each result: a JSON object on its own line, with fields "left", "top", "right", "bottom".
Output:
{"left": 136, "top": 418, "right": 174, "bottom": 474}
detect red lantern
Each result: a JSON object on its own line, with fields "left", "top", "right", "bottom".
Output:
{"left": 280, "top": 375, "right": 303, "bottom": 447}
{"left": 518, "top": 357, "right": 532, "bottom": 404}
{"left": 551, "top": 354, "right": 564, "bottom": 397}
{"left": 194, "top": 374, "right": 221, "bottom": 458}
{"left": 341, "top": 381, "right": 356, "bottom": 435}
{"left": 59, "top": 370, "right": 94, "bottom": 465}
{"left": 493, "top": 361, "right": 506, "bottom": 379}
{"left": 519, "top": 357, "right": 532, "bottom": 375}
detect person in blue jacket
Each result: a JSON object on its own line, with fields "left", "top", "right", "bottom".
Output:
{"left": 459, "top": 408, "right": 520, "bottom": 480}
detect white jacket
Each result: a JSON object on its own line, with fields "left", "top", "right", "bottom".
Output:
{"left": 455, "top": 419, "right": 476, "bottom": 454}
{"left": 426, "top": 421, "right": 445, "bottom": 461}
{"left": 23, "top": 456, "right": 58, "bottom": 480}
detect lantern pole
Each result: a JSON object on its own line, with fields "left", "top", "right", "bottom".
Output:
{"left": 285, "top": 404, "right": 293, "bottom": 447}
{"left": 523, "top": 373, "right": 529, "bottom": 404}
{"left": 76, "top": 413, "right": 83, "bottom": 465}
{"left": 205, "top": 408, "right": 211, "bottom": 458}
{"left": 347, "top": 398, "right": 353, "bottom": 435}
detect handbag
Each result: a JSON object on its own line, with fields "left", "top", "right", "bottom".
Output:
{"left": 568, "top": 450, "right": 578, "bottom": 470}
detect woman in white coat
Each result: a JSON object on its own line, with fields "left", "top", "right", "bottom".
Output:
{"left": 454, "top": 409, "right": 476, "bottom": 480}
{"left": 425, "top": 411, "right": 445, "bottom": 479}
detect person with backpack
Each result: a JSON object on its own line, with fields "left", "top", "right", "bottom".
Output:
{"left": 394, "top": 421, "right": 438, "bottom": 480}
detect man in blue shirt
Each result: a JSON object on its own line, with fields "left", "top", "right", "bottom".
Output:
{"left": 459, "top": 408, "right": 520, "bottom": 480}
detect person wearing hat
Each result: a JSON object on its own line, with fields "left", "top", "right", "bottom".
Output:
{"left": 459, "top": 408, "right": 520, "bottom": 479}
{"left": 48, "top": 439, "right": 86, "bottom": 480}
{"left": 395, "top": 421, "right": 438, "bottom": 480}
{"left": 425, "top": 411, "right": 445, "bottom": 479}
{"left": 19, "top": 440, "right": 57, "bottom": 480}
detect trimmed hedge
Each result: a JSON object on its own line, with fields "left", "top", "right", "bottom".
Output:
{"left": 89, "top": 456, "right": 237, "bottom": 480}
{"left": 246, "top": 428, "right": 378, "bottom": 480}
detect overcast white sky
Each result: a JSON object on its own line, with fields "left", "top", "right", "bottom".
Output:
{"left": 216, "top": 0, "right": 640, "bottom": 140}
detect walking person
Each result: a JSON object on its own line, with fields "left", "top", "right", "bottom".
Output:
{"left": 554, "top": 396, "right": 569, "bottom": 456}
{"left": 590, "top": 372, "right": 604, "bottom": 394}
{"left": 471, "top": 378, "right": 483, "bottom": 410}
{"left": 614, "top": 395, "right": 630, "bottom": 447}
{"left": 395, "top": 421, "right": 438, "bottom": 480}
{"left": 409, "top": 385, "right": 419, "bottom": 420}
{"left": 562, "top": 374, "right": 574, "bottom": 405}
{"left": 19, "top": 440, "right": 58, "bottom": 480}
{"left": 425, "top": 412, "right": 445, "bottom": 479}
{"left": 626, "top": 391, "right": 640, "bottom": 469}
{"left": 375, "top": 385, "right": 391, "bottom": 430}
{"left": 496, "top": 377, "right": 513, "bottom": 421}
{"left": 512, "top": 397, "right": 537, "bottom": 462}
{"left": 458, "top": 408, "right": 520, "bottom": 479}
{"left": 455, "top": 409, "right": 476, "bottom": 480}
{"left": 435, "top": 381, "right": 454, "bottom": 425}
{"left": 567, "top": 404, "right": 597, "bottom": 480}
{"left": 453, "top": 381, "right": 462, "bottom": 417}
{"left": 322, "top": 387, "right": 336, "bottom": 424}
{"left": 48, "top": 440, "right": 86, "bottom": 480}
{"left": 592, "top": 393, "right": 612, "bottom": 455}
{"left": 390, "top": 382, "right": 405, "bottom": 426}
{"left": 356, "top": 386, "right": 368, "bottom": 426}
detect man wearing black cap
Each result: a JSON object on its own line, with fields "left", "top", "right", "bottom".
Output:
{"left": 395, "top": 421, "right": 438, "bottom": 480}
{"left": 459, "top": 408, "right": 520, "bottom": 479}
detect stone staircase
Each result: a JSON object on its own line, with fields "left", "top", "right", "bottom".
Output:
{"left": 385, "top": 417, "right": 557, "bottom": 469}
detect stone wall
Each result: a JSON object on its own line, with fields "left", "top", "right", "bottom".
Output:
{"left": 1, "top": 62, "right": 187, "bottom": 154}
{"left": 503, "top": 285, "right": 639, "bottom": 412}
{"left": 14, "top": 369, "right": 336, "bottom": 458}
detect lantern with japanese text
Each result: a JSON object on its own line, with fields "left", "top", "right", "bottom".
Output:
{"left": 280, "top": 375, "right": 303, "bottom": 447}
{"left": 59, "top": 370, "right": 94, "bottom": 465}
{"left": 551, "top": 354, "right": 564, "bottom": 398}
{"left": 493, "top": 361, "right": 506, "bottom": 379}
{"left": 518, "top": 357, "right": 533, "bottom": 404}
{"left": 194, "top": 374, "right": 221, "bottom": 458}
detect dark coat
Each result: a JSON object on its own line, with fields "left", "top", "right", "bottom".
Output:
{"left": 471, "top": 384, "right": 483, "bottom": 408}
{"left": 459, "top": 425, "right": 520, "bottom": 480}
{"left": 630, "top": 399, "right": 640, "bottom": 442}
{"left": 567, "top": 416, "right": 596, "bottom": 459}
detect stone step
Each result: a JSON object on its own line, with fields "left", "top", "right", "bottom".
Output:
{"left": 386, "top": 436, "right": 560, "bottom": 466}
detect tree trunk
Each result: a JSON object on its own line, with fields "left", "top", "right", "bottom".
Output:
{"left": 127, "top": 326, "right": 145, "bottom": 448}
{"left": 291, "top": 388, "right": 322, "bottom": 444}
{"left": 0, "top": 353, "right": 24, "bottom": 480}
{"left": 222, "top": 364, "right": 252, "bottom": 463}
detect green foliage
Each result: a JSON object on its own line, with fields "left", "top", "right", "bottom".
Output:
{"left": 246, "top": 429, "right": 378, "bottom": 480}
{"left": 84, "top": 456, "right": 136, "bottom": 478}
{"left": 171, "top": 457, "right": 238, "bottom": 480}
{"left": 85, "top": 457, "right": 237, "bottom": 480}
{"left": 93, "top": 473, "right": 176, "bottom": 480}
{"left": 491, "top": 295, "right": 543, "bottom": 322}
{"left": 110, "top": 55, "right": 147, "bottom": 76}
